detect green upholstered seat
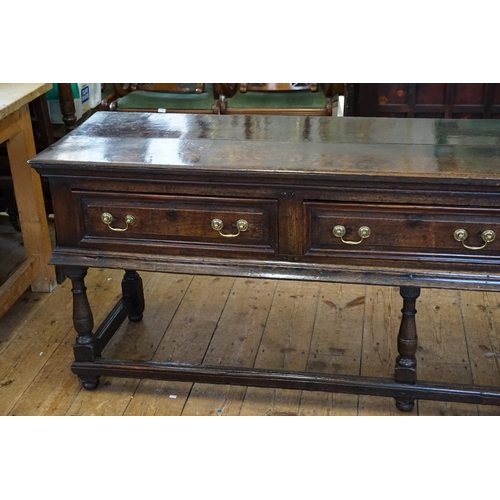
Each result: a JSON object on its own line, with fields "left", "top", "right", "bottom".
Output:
{"left": 117, "top": 84, "right": 216, "bottom": 111}
{"left": 226, "top": 89, "right": 328, "bottom": 109}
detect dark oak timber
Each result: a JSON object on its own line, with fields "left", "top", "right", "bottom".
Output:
{"left": 122, "top": 270, "right": 145, "bottom": 322}
{"left": 29, "top": 112, "right": 500, "bottom": 411}
{"left": 65, "top": 266, "right": 100, "bottom": 390}
{"left": 394, "top": 286, "right": 420, "bottom": 411}
{"left": 70, "top": 358, "right": 500, "bottom": 407}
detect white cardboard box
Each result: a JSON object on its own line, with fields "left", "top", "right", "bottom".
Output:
{"left": 46, "top": 83, "right": 101, "bottom": 124}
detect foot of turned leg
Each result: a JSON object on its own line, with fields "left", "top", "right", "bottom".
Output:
{"left": 395, "top": 399, "right": 415, "bottom": 412}
{"left": 78, "top": 375, "right": 100, "bottom": 390}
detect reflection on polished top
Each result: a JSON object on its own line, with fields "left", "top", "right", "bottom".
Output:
{"left": 30, "top": 112, "right": 500, "bottom": 179}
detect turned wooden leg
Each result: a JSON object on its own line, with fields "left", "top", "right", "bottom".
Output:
{"left": 65, "top": 266, "right": 100, "bottom": 390}
{"left": 394, "top": 286, "right": 420, "bottom": 412}
{"left": 122, "top": 270, "right": 145, "bottom": 322}
{"left": 57, "top": 83, "right": 77, "bottom": 132}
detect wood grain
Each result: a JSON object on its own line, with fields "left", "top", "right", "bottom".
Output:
{"left": 299, "top": 282, "right": 365, "bottom": 416}
{"left": 123, "top": 275, "right": 234, "bottom": 416}
{"left": 1, "top": 268, "right": 119, "bottom": 415}
{"left": 0, "top": 83, "right": 52, "bottom": 119}
{"left": 0, "top": 84, "right": 56, "bottom": 318}
{"left": 24, "top": 113, "right": 500, "bottom": 411}
{"left": 2, "top": 266, "right": 500, "bottom": 415}
{"left": 358, "top": 286, "right": 414, "bottom": 415}
{"left": 182, "top": 277, "right": 278, "bottom": 416}
{"left": 30, "top": 113, "right": 500, "bottom": 180}
{"left": 239, "top": 280, "right": 320, "bottom": 416}
{"left": 416, "top": 289, "right": 476, "bottom": 415}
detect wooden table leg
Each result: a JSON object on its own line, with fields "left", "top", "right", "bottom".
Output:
{"left": 394, "top": 286, "right": 420, "bottom": 411}
{"left": 6, "top": 106, "right": 56, "bottom": 293}
{"left": 122, "top": 270, "right": 145, "bottom": 322}
{"left": 65, "top": 266, "right": 100, "bottom": 390}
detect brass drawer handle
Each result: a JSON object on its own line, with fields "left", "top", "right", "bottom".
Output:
{"left": 211, "top": 218, "right": 249, "bottom": 238}
{"left": 333, "top": 225, "right": 371, "bottom": 245}
{"left": 101, "top": 212, "right": 136, "bottom": 232}
{"left": 454, "top": 228, "right": 495, "bottom": 250}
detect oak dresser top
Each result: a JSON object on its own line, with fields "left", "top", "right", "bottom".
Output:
{"left": 30, "top": 112, "right": 500, "bottom": 182}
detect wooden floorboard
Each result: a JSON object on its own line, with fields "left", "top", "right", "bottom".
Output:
{"left": 2, "top": 216, "right": 500, "bottom": 415}
{"left": 298, "top": 282, "right": 364, "bottom": 416}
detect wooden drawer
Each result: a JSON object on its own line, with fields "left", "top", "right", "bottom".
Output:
{"left": 305, "top": 202, "right": 500, "bottom": 262}
{"left": 75, "top": 191, "right": 278, "bottom": 256}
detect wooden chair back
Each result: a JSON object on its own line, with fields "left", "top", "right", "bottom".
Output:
{"left": 239, "top": 83, "right": 318, "bottom": 93}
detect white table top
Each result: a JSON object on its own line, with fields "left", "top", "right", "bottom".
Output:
{"left": 0, "top": 83, "right": 52, "bottom": 120}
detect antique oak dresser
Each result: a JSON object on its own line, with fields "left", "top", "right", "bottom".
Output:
{"left": 29, "top": 112, "right": 500, "bottom": 411}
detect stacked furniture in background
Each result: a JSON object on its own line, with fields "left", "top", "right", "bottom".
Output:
{"left": 216, "top": 83, "right": 344, "bottom": 116}
{"left": 344, "top": 83, "right": 500, "bottom": 118}
{"left": 56, "top": 83, "right": 116, "bottom": 133}
{"left": 108, "top": 83, "right": 221, "bottom": 114}
{"left": 103, "top": 83, "right": 345, "bottom": 116}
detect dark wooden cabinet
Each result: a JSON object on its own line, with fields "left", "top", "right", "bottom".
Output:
{"left": 345, "top": 83, "right": 500, "bottom": 118}
{"left": 29, "top": 112, "right": 500, "bottom": 411}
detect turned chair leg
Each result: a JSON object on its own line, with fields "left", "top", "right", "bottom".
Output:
{"left": 394, "top": 286, "right": 420, "bottom": 412}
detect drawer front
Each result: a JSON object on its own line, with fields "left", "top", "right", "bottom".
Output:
{"left": 76, "top": 192, "right": 278, "bottom": 255}
{"left": 305, "top": 202, "right": 500, "bottom": 261}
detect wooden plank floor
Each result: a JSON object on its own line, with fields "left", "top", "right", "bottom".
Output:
{"left": 2, "top": 214, "right": 500, "bottom": 416}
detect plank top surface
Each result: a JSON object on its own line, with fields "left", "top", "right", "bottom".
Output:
{"left": 0, "top": 83, "right": 52, "bottom": 120}
{"left": 30, "top": 111, "right": 500, "bottom": 181}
